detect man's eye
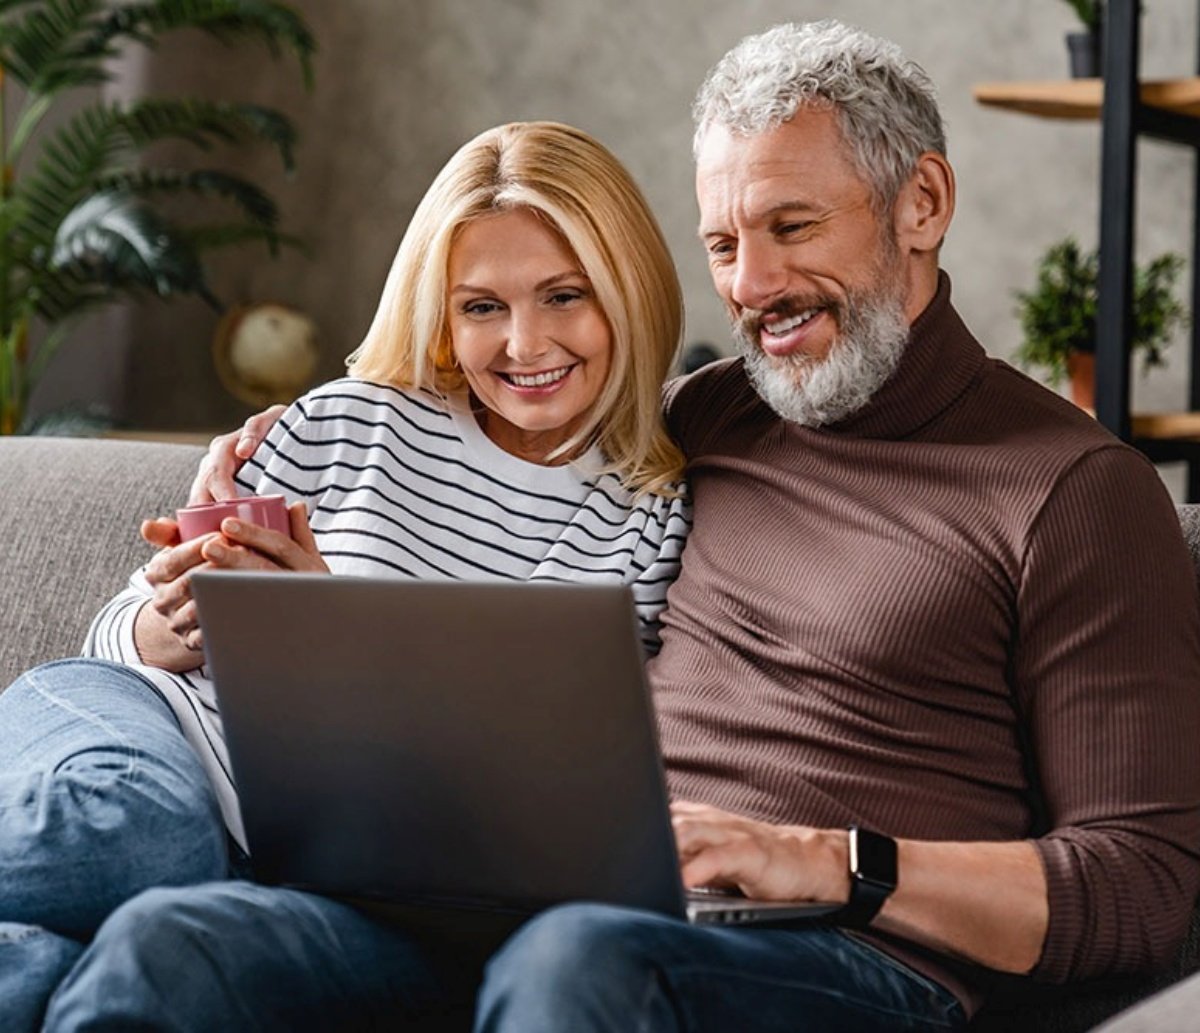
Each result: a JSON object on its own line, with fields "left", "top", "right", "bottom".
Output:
{"left": 707, "top": 241, "right": 735, "bottom": 259}
{"left": 778, "top": 221, "right": 813, "bottom": 237}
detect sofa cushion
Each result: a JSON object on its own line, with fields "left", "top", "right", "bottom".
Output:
{"left": 0, "top": 436, "right": 205, "bottom": 690}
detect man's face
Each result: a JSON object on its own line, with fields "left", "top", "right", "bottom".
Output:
{"left": 695, "top": 108, "right": 911, "bottom": 425}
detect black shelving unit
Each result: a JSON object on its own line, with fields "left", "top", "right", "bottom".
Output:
{"left": 1095, "top": 0, "right": 1200, "bottom": 497}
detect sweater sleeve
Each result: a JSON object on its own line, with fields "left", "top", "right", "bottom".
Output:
{"left": 1017, "top": 446, "right": 1200, "bottom": 982}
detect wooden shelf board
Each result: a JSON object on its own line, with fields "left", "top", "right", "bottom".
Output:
{"left": 972, "top": 78, "right": 1200, "bottom": 119}
{"left": 1131, "top": 412, "right": 1200, "bottom": 440}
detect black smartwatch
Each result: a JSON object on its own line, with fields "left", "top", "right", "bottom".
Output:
{"left": 841, "top": 826, "right": 897, "bottom": 928}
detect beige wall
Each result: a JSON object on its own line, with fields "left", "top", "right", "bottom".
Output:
{"left": 30, "top": 0, "right": 1200, "bottom": 492}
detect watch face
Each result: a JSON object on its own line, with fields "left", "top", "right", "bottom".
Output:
{"left": 850, "top": 827, "right": 898, "bottom": 889}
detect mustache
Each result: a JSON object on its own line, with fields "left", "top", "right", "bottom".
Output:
{"left": 734, "top": 294, "right": 839, "bottom": 337}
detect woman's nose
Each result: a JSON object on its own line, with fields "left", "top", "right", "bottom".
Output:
{"left": 506, "top": 311, "right": 551, "bottom": 364}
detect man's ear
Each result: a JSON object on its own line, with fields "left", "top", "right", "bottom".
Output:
{"left": 893, "top": 151, "right": 955, "bottom": 254}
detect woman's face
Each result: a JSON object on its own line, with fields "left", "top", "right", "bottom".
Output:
{"left": 446, "top": 208, "right": 613, "bottom": 464}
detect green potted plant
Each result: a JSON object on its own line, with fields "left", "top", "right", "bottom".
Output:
{"left": 0, "top": 0, "right": 316, "bottom": 435}
{"left": 1061, "top": 0, "right": 1104, "bottom": 78}
{"left": 1014, "top": 237, "right": 1187, "bottom": 410}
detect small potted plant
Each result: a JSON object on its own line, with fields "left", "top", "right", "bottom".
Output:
{"left": 1013, "top": 237, "right": 1187, "bottom": 411}
{"left": 1061, "top": 0, "right": 1104, "bottom": 78}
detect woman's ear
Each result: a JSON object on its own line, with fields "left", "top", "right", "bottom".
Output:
{"left": 893, "top": 151, "right": 955, "bottom": 254}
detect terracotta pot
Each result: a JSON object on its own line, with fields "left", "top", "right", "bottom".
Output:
{"left": 1066, "top": 351, "right": 1096, "bottom": 413}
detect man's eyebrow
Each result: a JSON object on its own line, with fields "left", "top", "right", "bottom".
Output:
{"left": 698, "top": 200, "right": 823, "bottom": 238}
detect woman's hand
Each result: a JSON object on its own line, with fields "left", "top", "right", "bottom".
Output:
{"left": 200, "top": 502, "right": 329, "bottom": 574}
{"left": 189, "top": 404, "right": 287, "bottom": 503}
{"left": 137, "top": 517, "right": 214, "bottom": 662}
{"left": 135, "top": 503, "right": 324, "bottom": 669}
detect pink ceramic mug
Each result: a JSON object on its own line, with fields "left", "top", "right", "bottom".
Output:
{"left": 176, "top": 494, "right": 291, "bottom": 542}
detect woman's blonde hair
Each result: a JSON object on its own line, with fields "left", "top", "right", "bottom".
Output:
{"left": 346, "top": 121, "right": 684, "bottom": 495}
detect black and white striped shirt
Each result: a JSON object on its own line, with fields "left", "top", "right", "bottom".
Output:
{"left": 84, "top": 378, "right": 692, "bottom": 847}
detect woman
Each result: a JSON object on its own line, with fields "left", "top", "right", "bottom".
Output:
{"left": 2, "top": 121, "right": 690, "bottom": 1031}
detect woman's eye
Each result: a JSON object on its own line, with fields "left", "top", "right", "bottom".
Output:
{"left": 547, "top": 290, "right": 584, "bottom": 306}
{"left": 463, "top": 300, "right": 501, "bottom": 316}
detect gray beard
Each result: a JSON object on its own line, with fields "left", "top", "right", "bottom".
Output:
{"left": 734, "top": 287, "right": 909, "bottom": 428}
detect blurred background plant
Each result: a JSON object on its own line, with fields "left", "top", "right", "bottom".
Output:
{"left": 1061, "top": 0, "right": 1103, "bottom": 32}
{"left": 0, "top": 0, "right": 315, "bottom": 434}
{"left": 1014, "top": 237, "right": 1187, "bottom": 399}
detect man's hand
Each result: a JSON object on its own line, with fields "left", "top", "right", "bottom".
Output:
{"left": 671, "top": 801, "right": 850, "bottom": 904}
{"left": 674, "top": 801, "right": 1048, "bottom": 973}
{"left": 189, "top": 404, "right": 287, "bottom": 503}
{"left": 200, "top": 503, "right": 329, "bottom": 575}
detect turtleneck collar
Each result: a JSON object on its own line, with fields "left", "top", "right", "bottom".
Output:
{"left": 798, "top": 270, "right": 986, "bottom": 441}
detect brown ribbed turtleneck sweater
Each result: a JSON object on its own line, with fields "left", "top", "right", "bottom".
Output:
{"left": 652, "top": 273, "right": 1200, "bottom": 1011}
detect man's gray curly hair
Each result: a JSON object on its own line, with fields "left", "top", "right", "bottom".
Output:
{"left": 692, "top": 20, "right": 946, "bottom": 211}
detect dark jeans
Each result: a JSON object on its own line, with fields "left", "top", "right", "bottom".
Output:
{"left": 43, "top": 886, "right": 965, "bottom": 1032}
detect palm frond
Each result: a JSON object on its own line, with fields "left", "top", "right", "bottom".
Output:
{"left": 95, "top": 0, "right": 316, "bottom": 88}
{"left": 13, "top": 98, "right": 296, "bottom": 256}
{"left": 0, "top": 1, "right": 47, "bottom": 15}
{"left": 120, "top": 98, "right": 298, "bottom": 169}
{"left": 95, "top": 167, "right": 280, "bottom": 227}
{"left": 51, "top": 190, "right": 217, "bottom": 305}
{"left": 27, "top": 264, "right": 119, "bottom": 322}
{"left": 0, "top": 0, "right": 115, "bottom": 93}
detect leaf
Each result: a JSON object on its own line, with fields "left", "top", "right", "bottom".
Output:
{"left": 1013, "top": 236, "right": 1185, "bottom": 383}
{"left": 93, "top": 0, "right": 317, "bottom": 88}
{"left": 12, "top": 98, "right": 297, "bottom": 257}
{"left": 0, "top": 0, "right": 115, "bottom": 93}
{"left": 50, "top": 190, "right": 217, "bottom": 305}
{"left": 95, "top": 167, "right": 281, "bottom": 227}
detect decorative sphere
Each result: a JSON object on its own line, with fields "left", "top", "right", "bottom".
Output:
{"left": 213, "top": 303, "right": 320, "bottom": 407}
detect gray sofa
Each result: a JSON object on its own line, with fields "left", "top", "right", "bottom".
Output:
{"left": 1, "top": 434, "right": 1198, "bottom": 1031}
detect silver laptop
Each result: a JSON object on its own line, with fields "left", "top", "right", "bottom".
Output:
{"left": 191, "top": 572, "right": 842, "bottom": 927}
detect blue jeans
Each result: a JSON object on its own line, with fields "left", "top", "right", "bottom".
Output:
{"left": 0, "top": 658, "right": 230, "bottom": 1031}
{"left": 44, "top": 880, "right": 484, "bottom": 1031}
{"left": 43, "top": 886, "right": 965, "bottom": 1032}
{"left": 475, "top": 904, "right": 967, "bottom": 1032}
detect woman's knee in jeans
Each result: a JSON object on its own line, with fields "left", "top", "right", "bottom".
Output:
{"left": 1, "top": 659, "right": 228, "bottom": 890}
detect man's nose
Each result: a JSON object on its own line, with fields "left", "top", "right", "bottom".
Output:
{"left": 730, "top": 238, "right": 788, "bottom": 312}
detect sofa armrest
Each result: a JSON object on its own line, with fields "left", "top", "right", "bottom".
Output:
{"left": 0, "top": 437, "right": 206, "bottom": 690}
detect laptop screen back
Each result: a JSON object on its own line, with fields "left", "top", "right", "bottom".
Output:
{"left": 192, "top": 572, "right": 688, "bottom": 919}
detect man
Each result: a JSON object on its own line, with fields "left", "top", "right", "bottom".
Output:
{"left": 49, "top": 20, "right": 1200, "bottom": 1032}
{"left": 469, "top": 21, "right": 1200, "bottom": 1029}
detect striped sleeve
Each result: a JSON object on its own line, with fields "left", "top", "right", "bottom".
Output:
{"left": 630, "top": 489, "right": 693, "bottom": 656}
{"left": 232, "top": 394, "right": 325, "bottom": 501}
{"left": 81, "top": 570, "right": 153, "bottom": 664}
